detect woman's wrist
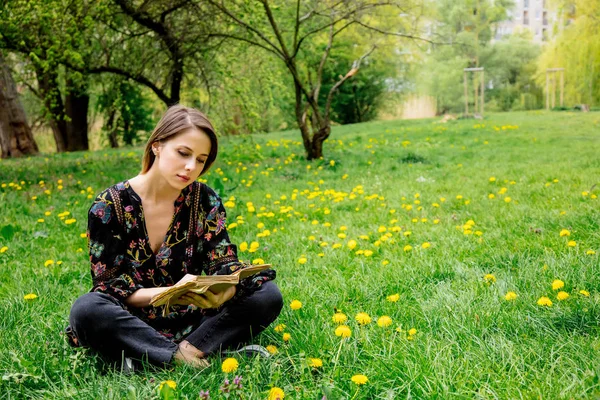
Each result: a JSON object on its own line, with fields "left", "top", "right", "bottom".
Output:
{"left": 124, "top": 287, "right": 168, "bottom": 308}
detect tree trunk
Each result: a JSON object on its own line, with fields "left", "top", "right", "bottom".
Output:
{"left": 0, "top": 51, "right": 39, "bottom": 158}
{"left": 35, "top": 64, "right": 68, "bottom": 152}
{"left": 106, "top": 109, "right": 119, "bottom": 148}
{"left": 65, "top": 74, "right": 89, "bottom": 151}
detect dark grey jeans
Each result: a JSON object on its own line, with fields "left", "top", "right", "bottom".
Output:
{"left": 68, "top": 281, "right": 283, "bottom": 367}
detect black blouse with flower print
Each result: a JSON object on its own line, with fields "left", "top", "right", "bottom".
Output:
{"left": 87, "top": 180, "right": 275, "bottom": 342}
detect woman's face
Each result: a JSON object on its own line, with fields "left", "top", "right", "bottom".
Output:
{"left": 152, "top": 128, "right": 212, "bottom": 189}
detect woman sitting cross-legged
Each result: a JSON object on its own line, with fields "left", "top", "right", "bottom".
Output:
{"left": 66, "top": 105, "right": 283, "bottom": 371}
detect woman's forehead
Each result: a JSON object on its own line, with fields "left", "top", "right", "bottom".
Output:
{"left": 169, "top": 129, "right": 211, "bottom": 152}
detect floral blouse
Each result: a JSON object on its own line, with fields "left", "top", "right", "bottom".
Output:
{"left": 86, "top": 180, "right": 275, "bottom": 342}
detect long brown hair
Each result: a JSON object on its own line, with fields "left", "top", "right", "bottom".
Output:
{"left": 140, "top": 105, "right": 218, "bottom": 175}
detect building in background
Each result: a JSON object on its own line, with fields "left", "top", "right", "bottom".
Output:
{"left": 495, "top": 0, "right": 554, "bottom": 42}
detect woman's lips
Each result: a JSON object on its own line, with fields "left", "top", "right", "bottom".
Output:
{"left": 177, "top": 175, "right": 190, "bottom": 182}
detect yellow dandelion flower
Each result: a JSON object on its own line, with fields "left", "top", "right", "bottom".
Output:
{"left": 504, "top": 197, "right": 512, "bottom": 203}
{"left": 556, "top": 291, "right": 569, "bottom": 301}
{"left": 252, "top": 258, "right": 265, "bottom": 264}
{"left": 488, "top": 193, "right": 495, "bottom": 199}
{"left": 537, "top": 296, "right": 553, "bottom": 307}
{"left": 248, "top": 241, "right": 260, "bottom": 253}
{"left": 489, "top": 177, "right": 496, "bottom": 182}
{"left": 567, "top": 240, "right": 576, "bottom": 247}
{"left": 587, "top": 250, "right": 596, "bottom": 255}
{"left": 355, "top": 312, "right": 372, "bottom": 325}
{"left": 377, "top": 316, "right": 392, "bottom": 327}
{"left": 0, "top": 246, "right": 8, "bottom": 253}
{"left": 298, "top": 257, "right": 307, "bottom": 264}
{"left": 274, "top": 324, "right": 286, "bottom": 333}
{"left": 579, "top": 290, "right": 590, "bottom": 297}
{"left": 268, "top": 387, "right": 285, "bottom": 400}
{"left": 351, "top": 374, "right": 368, "bottom": 385}
{"left": 421, "top": 242, "right": 431, "bottom": 249}
{"left": 290, "top": 300, "right": 302, "bottom": 310}
{"left": 221, "top": 357, "right": 239, "bottom": 373}
{"left": 332, "top": 312, "right": 348, "bottom": 324}
{"left": 44, "top": 260, "right": 54, "bottom": 267}
{"left": 386, "top": 293, "right": 400, "bottom": 302}
{"left": 484, "top": 274, "right": 496, "bottom": 283}
{"left": 504, "top": 291, "right": 518, "bottom": 301}
{"left": 403, "top": 245, "right": 412, "bottom": 252}
{"left": 559, "top": 229, "right": 570, "bottom": 237}
{"left": 363, "top": 250, "right": 373, "bottom": 257}
{"left": 24, "top": 293, "right": 38, "bottom": 300}
{"left": 239, "top": 242, "right": 248, "bottom": 252}
{"left": 308, "top": 358, "right": 323, "bottom": 368}
{"left": 408, "top": 328, "right": 417, "bottom": 336}
{"left": 347, "top": 239, "right": 357, "bottom": 250}
{"left": 552, "top": 279, "right": 564, "bottom": 290}
{"left": 266, "top": 345, "right": 278, "bottom": 354}
{"left": 159, "top": 380, "right": 177, "bottom": 391}
{"left": 335, "top": 325, "right": 352, "bottom": 338}
{"left": 282, "top": 333, "right": 291, "bottom": 342}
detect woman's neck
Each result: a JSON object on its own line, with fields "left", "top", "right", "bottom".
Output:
{"left": 129, "top": 170, "right": 182, "bottom": 205}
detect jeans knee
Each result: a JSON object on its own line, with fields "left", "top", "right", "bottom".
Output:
{"left": 69, "top": 292, "right": 115, "bottom": 332}
{"left": 255, "top": 281, "right": 283, "bottom": 323}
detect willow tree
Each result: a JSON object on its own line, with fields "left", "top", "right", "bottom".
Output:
{"left": 537, "top": 0, "right": 600, "bottom": 107}
{"left": 201, "top": 0, "right": 427, "bottom": 160}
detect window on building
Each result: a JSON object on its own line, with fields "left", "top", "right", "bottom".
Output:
{"left": 523, "top": 10, "right": 529, "bottom": 25}
{"left": 543, "top": 11, "right": 548, "bottom": 25}
{"left": 524, "top": 0, "right": 529, "bottom": 8}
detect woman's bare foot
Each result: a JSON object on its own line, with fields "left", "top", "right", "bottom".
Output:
{"left": 174, "top": 340, "right": 210, "bottom": 368}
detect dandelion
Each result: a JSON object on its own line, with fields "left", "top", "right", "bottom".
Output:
{"left": 408, "top": 328, "right": 417, "bottom": 336}
{"left": 421, "top": 242, "right": 431, "bottom": 249}
{"left": 484, "top": 274, "right": 496, "bottom": 283}
{"left": 504, "top": 197, "right": 512, "bottom": 203}
{"left": 252, "top": 258, "right": 265, "bottom": 264}
{"left": 567, "top": 240, "right": 576, "bottom": 247}
{"left": 282, "top": 333, "right": 291, "bottom": 342}
{"left": 248, "top": 241, "right": 259, "bottom": 253}
{"left": 559, "top": 229, "right": 570, "bottom": 237}
{"left": 335, "top": 325, "right": 351, "bottom": 338}
{"left": 355, "top": 312, "right": 371, "bottom": 325}
{"left": 556, "top": 291, "right": 569, "bottom": 301}
{"left": 403, "top": 245, "right": 413, "bottom": 252}
{"left": 579, "top": 290, "right": 590, "bottom": 297}
{"left": 266, "top": 345, "right": 278, "bottom": 354}
{"left": 332, "top": 312, "right": 348, "bottom": 324}
{"left": 552, "top": 279, "right": 564, "bottom": 290}
{"left": 347, "top": 240, "right": 357, "bottom": 250}
{"left": 363, "top": 250, "right": 373, "bottom": 257}
{"left": 308, "top": 358, "right": 323, "bottom": 368}
{"left": 221, "top": 358, "right": 239, "bottom": 373}
{"left": 537, "top": 296, "right": 553, "bottom": 307}
{"left": 504, "top": 291, "right": 518, "bottom": 301}
{"left": 386, "top": 294, "right": 400, "bottom": 303}
{"left": 351, "top": 374, "right": 368, "bottom": 385}
{"left": 297, "top": 257, "right": 307, "bottom": 264}
{"left": 159, "top": 380, "right": 177, "bottom": 391}
{"left": 489, "top": 177, "right": 496, "bottom": 182}
{"left": 290, "top": 300, "right": 302, "bottom": 310}
{"left": 587, "top": 250, "right": 596, "bottom": 255}
{"left": 24, "top": 293, "right": 38, "bottom": 300}
{"left": 65, "top": 218, "right": 77, "bottom": 224}
{"left": 239, "top": 242, "right": 248, "bottom": 252}
{"left": 268, "top": 387, "right": 285, "bottom": 400}
{"left": 488, "top": 193, "right": 495, "bottom": 199}
{"left": 0, "top": 246, "right": 8, "bottom": 253}
{"left": 377, "top": 316, "right": 392, "bottom": 327}
{"left": 44, "top": 260, "right": 54, "bottom": 267}
{"left": 274, "top": 324, "right": 286, "bottom": 333}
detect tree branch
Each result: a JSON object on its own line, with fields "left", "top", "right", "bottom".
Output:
{"left": 324, "top": 46, "right": 376, "bottom": 124}
{"left": 207, "top": 33, "right": 284, "bottom": 60}
{"left": 260, "top": 0, "right": 291, "bottom": 59}
{"left": 87, "top": 66, "right": 171, "bottom": 104}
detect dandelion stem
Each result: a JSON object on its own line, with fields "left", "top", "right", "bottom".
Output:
{"left": 330, "top": 338, "right": 345, "bottom": 377}
{"left": 349, "top": 387, "right": 360, "bottom": 400}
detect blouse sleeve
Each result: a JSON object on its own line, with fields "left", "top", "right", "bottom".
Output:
{"left": 196, "top": 185, "right": 275, "bottom": 296}
{"left": 88, "top": 189, "right": 142, "bottom": 302}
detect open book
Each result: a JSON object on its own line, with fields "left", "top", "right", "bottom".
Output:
{"left": 150, "top": 264, "right": 272, "bottom": 312}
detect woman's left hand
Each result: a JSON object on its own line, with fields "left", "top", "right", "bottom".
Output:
{"left": 175, "top": 285, "right": 236, "bottom": 309}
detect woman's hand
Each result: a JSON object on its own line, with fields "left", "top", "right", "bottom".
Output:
{"left": 172, "top": 286, "right": 236, "bottom": 309}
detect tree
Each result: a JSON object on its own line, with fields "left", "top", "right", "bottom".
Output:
{"left": 0, "top": 50, "right": 39, "bottom": 158}
{"left": 201, "top": 0, "right": 427, "bottom": 160}
{"left": 537, "top": 0, "right": 600, "bottom": 107}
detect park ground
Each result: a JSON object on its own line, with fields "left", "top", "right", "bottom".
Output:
{"left": 1, "top": 110, "right": 599, "bottom": 399}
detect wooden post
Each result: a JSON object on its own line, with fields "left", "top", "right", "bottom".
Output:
{"left": 546, "top": 71, "right": 549, "bottom": 110}
{"left": 480, "top": 70, "right": 485, "bottom": 116}
{"left": 464, "top": 70, "right": 468, "bottom": 115}
{"left": 560, "top": 69, "right": 564, "bottom": 107}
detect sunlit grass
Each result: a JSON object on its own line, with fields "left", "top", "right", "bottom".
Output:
{"left": 1, "top": 110, "right": 599, "bottom": 399}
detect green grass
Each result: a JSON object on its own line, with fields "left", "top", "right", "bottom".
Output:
{"left": 1, "top": 110, "right": 600, "bottom": 399}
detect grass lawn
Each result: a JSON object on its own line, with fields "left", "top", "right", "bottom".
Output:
{"left": 1, "top": 110, "right": 599, "bottom": 399}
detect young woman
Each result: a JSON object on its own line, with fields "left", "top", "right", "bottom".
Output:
{"left": 67, "top": 105, "right": 282, "bottom": 371}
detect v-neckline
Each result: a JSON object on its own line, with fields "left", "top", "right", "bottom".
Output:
{"left": 125, "top": 180, "right": 184, "bottom": 257}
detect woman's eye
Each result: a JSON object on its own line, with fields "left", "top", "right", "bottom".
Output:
{"left": 178, "top": 151, "right": 189, "bottom": 157}
{"left": 198, "top": 159, "right": 206, "bottom": 164}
